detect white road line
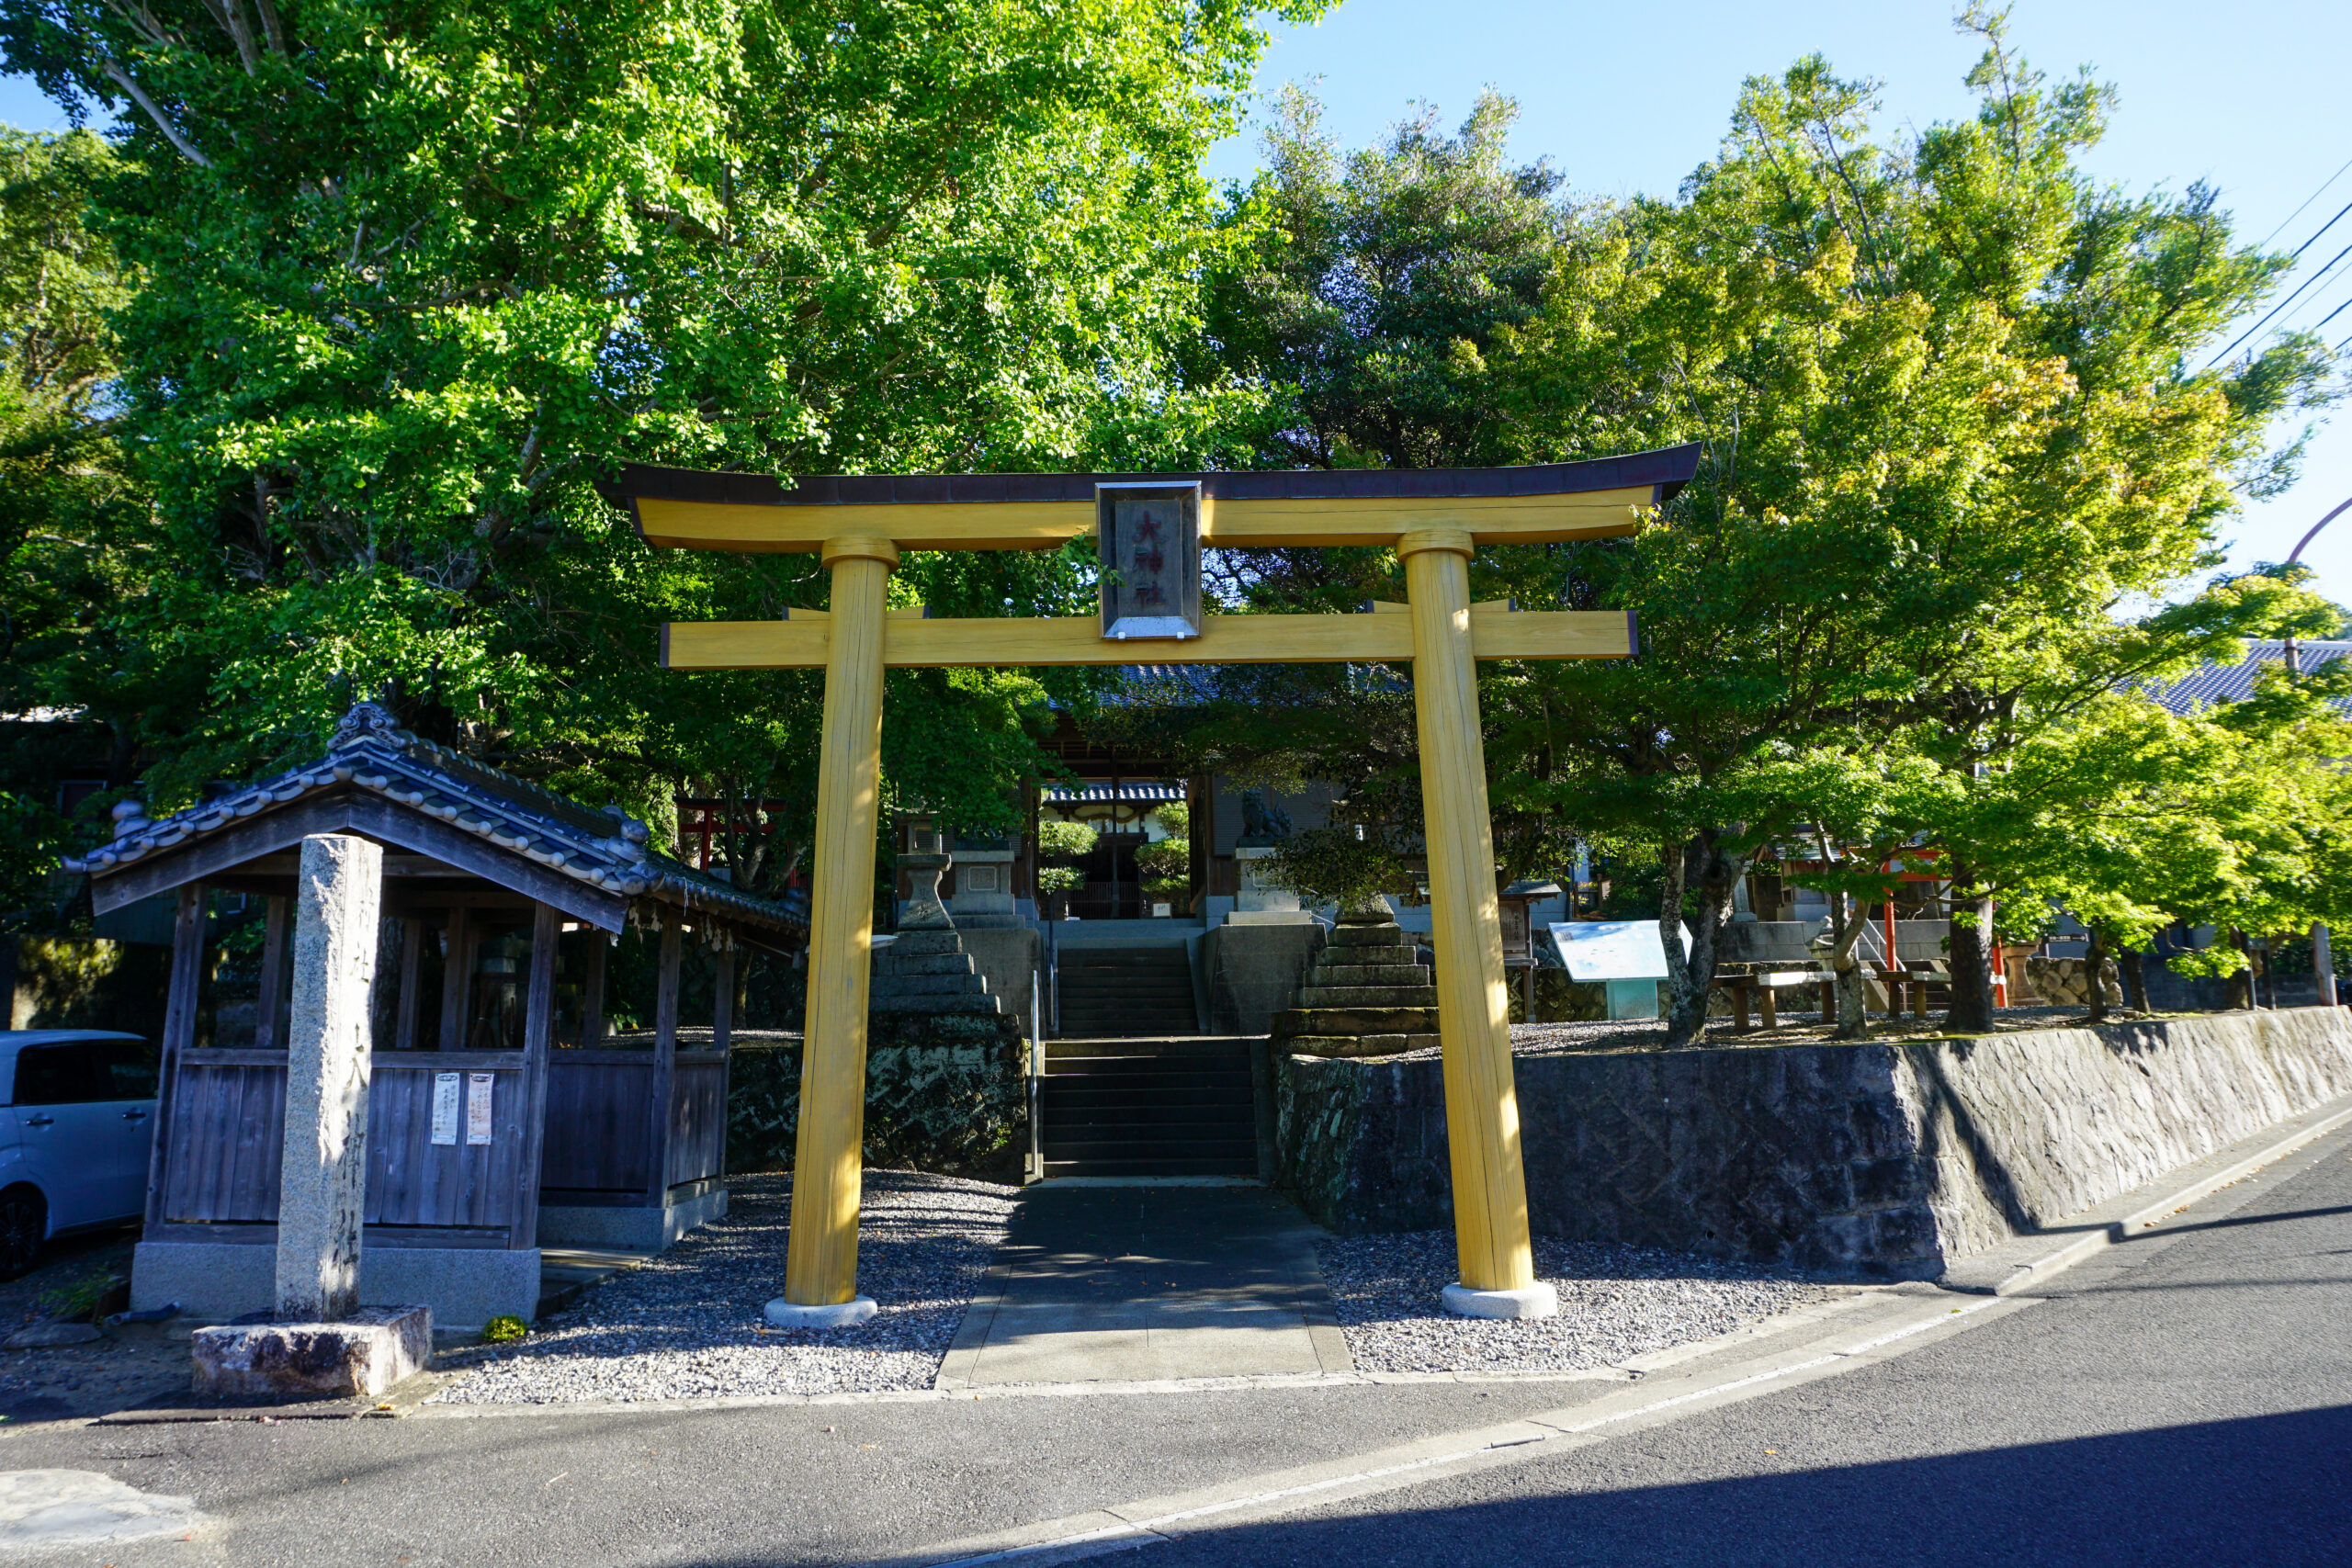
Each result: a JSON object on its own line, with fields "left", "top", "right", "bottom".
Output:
{"left": 922, "top": 1294, "right": 2012, "bottom": 1567}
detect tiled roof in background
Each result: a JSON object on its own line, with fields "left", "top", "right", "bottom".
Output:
{"left": 1039, "top": 782, "right": 1188, "bottom": 803}
{"left": 2144, "top": 640, "right": 2352, "bottom": 716}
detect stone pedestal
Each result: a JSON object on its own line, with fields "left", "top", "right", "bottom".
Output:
{"left": 1272, "top": 916, "right": 1441, "bottom": 1057}
{"left": 1442, "top": 1281, "right": 1559, "bottom": 1320}
{"left": 947, "top": 846, "right": 1021, "bottom": 928}
{"left": 277, "top": 833, "right": 381, "bottom": 1321}
{"left": 191, "top": 1304, "right": 431, "bottom": 1399}
{"left": 1234, "top": 846, "right": 1303, "bottom": 915}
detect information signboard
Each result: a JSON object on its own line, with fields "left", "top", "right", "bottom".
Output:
{"left": 1547, "top": 920, "right": 1683, "bottom": 1021}
{"left": 1547, "top": 919, "right": 1678, "bottom": 979}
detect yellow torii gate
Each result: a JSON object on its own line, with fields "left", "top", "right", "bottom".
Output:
{"left": 610, "top": 446, "right": 1701, "bottom": 1324}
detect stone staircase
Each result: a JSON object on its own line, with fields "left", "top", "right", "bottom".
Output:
{"left": 1054, "top": 945, "right": 1198, "bottom": 1038}
{"left": 1036, "top": 1038, "right": 1259, "bottom": 1178}
{"left": 1271, "top": 916, "right": 1441, "bottom": 1056}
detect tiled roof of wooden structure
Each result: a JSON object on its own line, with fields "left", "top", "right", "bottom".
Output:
{"left": 67, "top": 702, "right": 802, "bottom": 939}
{"left": 2144, "top": 639, "right": 2352, "bottom": 716}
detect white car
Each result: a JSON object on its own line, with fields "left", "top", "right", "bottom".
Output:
{"left": 0, "top": 1031, "right": 161, "bottom": 1277}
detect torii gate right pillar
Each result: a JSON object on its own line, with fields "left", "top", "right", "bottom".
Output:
{"left": 1400, "top": 528, "right": 1558, "bottom": 1318}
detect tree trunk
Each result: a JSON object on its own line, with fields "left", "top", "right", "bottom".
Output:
{"left": 2083, "top": 924, "right": 2109, "bottom": 1023}
{"left": 2227, "top": 930, "right": 2255, "bottom": 1010}
{"left": 1656, "top": 834, "right": 1690, "bottom": 1032}
{"left": 1662, "top": 829, "right": 1749, "bottom": 1047}
{"left": 1945, "top": 860, "right": 1996, "bottom": 1032}
{"left": 2119, "top": 947, "right": 2150, "bottom": 1013}
{"left": 1826, "top": 888, "right": 1871, "bottom": 1039}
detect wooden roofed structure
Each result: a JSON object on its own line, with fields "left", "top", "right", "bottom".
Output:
{"left": 71, "top": 702, "right": 802, "bottom": 1328}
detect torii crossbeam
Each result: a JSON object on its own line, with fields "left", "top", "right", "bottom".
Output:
{"left": 613, "top": 445, "right": 1702, "bottom": 1323}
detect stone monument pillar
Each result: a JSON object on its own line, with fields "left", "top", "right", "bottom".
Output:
{"left": 194, "top": 831, "right": 431, "bottom": 1399}
{"left": 276, "top": 833, "right": 382, "bottom": 1321}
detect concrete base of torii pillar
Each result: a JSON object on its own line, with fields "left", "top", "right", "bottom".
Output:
{"left": 189, "top": 834, "right": 431, "bottom": 1398}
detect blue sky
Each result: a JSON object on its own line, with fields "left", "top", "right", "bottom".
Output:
{"left": 6, "top": 0, "right": 2348, "bottom": 604}
{"left": 1205, "top": 0, "right": 2352, "bottom": 608}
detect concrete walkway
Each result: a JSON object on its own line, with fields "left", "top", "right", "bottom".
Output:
{"left": 936, "top": 1185, "right": 1353, "bottom": 1387}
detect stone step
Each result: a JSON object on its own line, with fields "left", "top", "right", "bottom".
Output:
{"left": 872, "top": 994, "right": 1002, "bottom": 1016}
{"left": 1041, "top": 1155, "right": 1257, "bottom": 1179}
{"left": 1041, "top": 1086, "right": 1258, "bottom": 1113}
{"left": 1044, "top": 1054, "right": 1251, "bottom": 1077}
{"left": 1309, "top": 964, "right": 1429, "bottom": 987}
{"left": 1046, "top": 1038, "right": 1248, "bottom": 1059}
{"left": 1296, "top": 986, "right": 1440, "bottom": 1008}
{"left": 1040, "top": 1134, "right": 1259, "bottom": 1161}
{"left": 1041, "top": 1108, "right": 1257, "bottom": 1137}
{"left": 1281, "top": 1033, "right": 1441, "bottom": 1058}
{"left": 884, "top": 952, "right": 977, "bottom": 976}
{"left": 887, "top": 931, "right": 965, "bottom": 956}
{"left": 871, "top": 971, "right": 990, "bottom": 997}
{"left": 1316, "top": 946, "right": 1417, "bottom": 967}
{"left": 1273, "top": 1006, "right": 1440, "bottom": 1036}
{"left": 1327, "top": 923, "right": 1410, "bottom": 947}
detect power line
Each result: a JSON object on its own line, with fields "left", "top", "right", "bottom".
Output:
{"left": 2261, "top": 155, "right": 2352, "bottom": 247}
{"left": 2286, "top": 197, "right": 2352, "bottom": 262}
{"left": 2264, "top": 265, "right": 2352, "bottom": 339}
{"left": 2207, "top": 237, "right": 2352, "bottom": 368}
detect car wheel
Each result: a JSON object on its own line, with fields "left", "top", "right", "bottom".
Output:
{"left": 0, "top": 1190, "right": 44, "bottom": 1280}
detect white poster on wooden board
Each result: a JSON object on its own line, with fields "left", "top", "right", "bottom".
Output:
{"left": 430, "top": 1072, "right": 460, "bottom": 1146}
{"left": 466, "top": 1072, "right": 495, "bottom": 1145}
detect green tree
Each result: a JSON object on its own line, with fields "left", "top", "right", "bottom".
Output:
{"left": 0, "top": 127, "right": 158, "bottom": 930}
{"left": 0, "top": 0, "right": 1311, "bottom": 896}
{"left": 1482, "top": 12, "right": 2334, "bottom": 1040}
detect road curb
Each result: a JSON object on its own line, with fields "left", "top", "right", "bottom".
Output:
{"left": 879, "top": 1290, "right": 2032, "bottom": 1568}
{"left": 1939, "top": 1091, "right": 2352, "bottom": 1297}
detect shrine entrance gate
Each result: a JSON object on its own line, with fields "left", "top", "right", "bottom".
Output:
{"left": 609, "top": 445, "right": 1701, "bottom": 1322}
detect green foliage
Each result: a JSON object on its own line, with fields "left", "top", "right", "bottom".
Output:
{"left": 1035, "top": 864, "right": 1085, "bottom": 897}
{"left": 1035, "top": 818, "right": 1099, "bottom": 861}
{"left": 0, "top": 129, "right": 155, "bottom": 925}
{"left": 36, "top": 1269, "right": 122, "bottom": 1323}
{"left": 1262, "top": 825, "right": 1414, "bottom": 913}
{"left": 1133, "top": 833, "right": 1190, "bottom": 896}
{"left": 480, "top": 1314, "right": 528, "bottom": 1344}
{"left": 0, "top": 0, "right": 1318, "bottom": 892}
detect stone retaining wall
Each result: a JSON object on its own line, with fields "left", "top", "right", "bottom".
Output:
{"left": 1275, "top": 1008, "right": 2352, "bottom": 1279}
{"left": 729, "top": 1012, "right": 1025, "bottom": 1183}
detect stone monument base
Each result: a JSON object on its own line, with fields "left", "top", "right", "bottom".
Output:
{"left": 134, "top": 1237, "right": 539, "bottom": 1333}
{"left": 191, "top": 1304, "right": 432, "bottom": 1399}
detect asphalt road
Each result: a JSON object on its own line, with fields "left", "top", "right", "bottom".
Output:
{"left": 2, "top": 1125, "right": 2345, "bottom": 1566}
{"left": 1138, "top": 1125, "right": 2352, "bottom": 1567}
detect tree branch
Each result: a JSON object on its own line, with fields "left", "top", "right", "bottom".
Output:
{"left": 99, "top": 59, "right": 214, "bottom": 167}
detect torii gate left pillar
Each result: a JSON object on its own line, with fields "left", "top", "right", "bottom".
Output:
{"left": 609, "top": 446, "right": 1701, "bottom": 1324}
{"left": 779, "top": 534, "right": 897, "bottom": 1325}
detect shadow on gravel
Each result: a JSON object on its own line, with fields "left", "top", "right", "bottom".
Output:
{"left": 1113, "top": 1404, "right": 2352, "bottom": 1568}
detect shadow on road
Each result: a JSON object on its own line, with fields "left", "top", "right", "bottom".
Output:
{"left": 1107, "top": 1403, "right": 2352, "bottom": 1568}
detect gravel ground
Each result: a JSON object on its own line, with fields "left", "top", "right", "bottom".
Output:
{"left": 1318, "top": 1232, "right": 1833, "bottom": 1374}
{"left": 432, "top": 1170, "right": 1016, "bottom": 1404}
